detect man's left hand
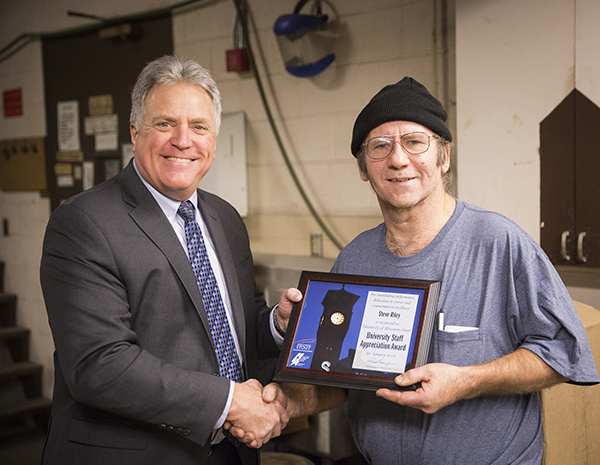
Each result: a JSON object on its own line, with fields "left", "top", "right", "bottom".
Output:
{"left": 376, "top": 363, "right": 465, "bottom": 414}
{"left": 376, "top": 349, "right": 568, "bottom": 414}
{"left": 275, "top": 288, "right": 302, "bottom": 333}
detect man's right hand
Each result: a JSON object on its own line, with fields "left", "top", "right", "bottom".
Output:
{"left": 227, "top": 382, "right": 348, "bottom": 447}
{"left": 224, "top": 379, "right": 289, "bottom": 448}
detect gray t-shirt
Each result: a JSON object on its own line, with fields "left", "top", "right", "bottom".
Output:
{"left": 332, "top": 200, "right": 598, "bottom": 465}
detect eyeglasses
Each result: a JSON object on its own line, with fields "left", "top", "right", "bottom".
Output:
{"left": 363, "top": 132, "right": 435, "bottom": 159}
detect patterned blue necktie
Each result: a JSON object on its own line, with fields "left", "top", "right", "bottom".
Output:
{"left": 177, "top": 200, "right": 243, "bottom": 383}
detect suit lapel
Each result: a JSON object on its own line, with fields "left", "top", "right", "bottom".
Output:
{"left": 118, "top": 163, "right": 212, "bottom": 338}
{"left": 197, "top": 190, "right": 247, "bottom": 357}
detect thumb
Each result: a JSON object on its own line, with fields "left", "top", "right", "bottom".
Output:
{"left": 395, "top": 368, "right": 422, "bottom": 387}
{"left": 262, "top": 383, "right": 281, "bottom": 403}
{"left": 282, "top": 288, "right": 302, "bottom": 304}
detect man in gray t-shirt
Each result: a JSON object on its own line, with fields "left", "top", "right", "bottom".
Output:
{"left": 328, "top": 77, "right": 598, "bottom": 464}
{"left": 234, "top": 77, "right": 598, "bottom": 464}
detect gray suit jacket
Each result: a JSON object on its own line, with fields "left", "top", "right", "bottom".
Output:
{"left": 40, "top": 161, "right": 278, "bottom": 464}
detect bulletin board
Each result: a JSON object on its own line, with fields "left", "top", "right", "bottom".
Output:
{"left": 42, "top": 13, "right": 173, "bottom": 211}
{"left": 0, "top": 137, "right": 47, "bottom": 191}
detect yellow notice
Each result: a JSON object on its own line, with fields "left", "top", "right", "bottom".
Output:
{"left": 88, "top": 94, "right": 113, "bottom": 116}
{"left": 54, "top": 163, "right": 72, "bottom": 176}
{"left": 56, "top": 151, "right": 84, "bottom": 162}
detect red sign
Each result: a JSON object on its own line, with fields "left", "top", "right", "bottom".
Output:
{"left": 3, "top": 88, "right": 23, "bottom": 117}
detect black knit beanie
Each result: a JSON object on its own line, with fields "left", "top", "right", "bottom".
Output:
{"left": 351, "top": 77, "right": 452, "bottom": 156}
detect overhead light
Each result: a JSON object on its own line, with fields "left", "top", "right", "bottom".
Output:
{"left": 98, "top": 23, "right": 140, "bottom": 41}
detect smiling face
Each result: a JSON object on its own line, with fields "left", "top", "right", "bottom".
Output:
{"left": 130, "top": 82, "right": 217, "bottom": 201}
{"left": 359, "top": 120, "right": 450, "bottom": 216}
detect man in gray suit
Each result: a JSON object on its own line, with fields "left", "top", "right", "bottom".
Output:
{"left": 40, "top": 55, "right": 300, "bottom": 464}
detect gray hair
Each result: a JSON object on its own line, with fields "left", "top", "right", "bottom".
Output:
{"left": 357, "top": 134, "right": 454, "bottom": 192}
{"left": 130, "top": 55, "right": 221, "bottom": 134}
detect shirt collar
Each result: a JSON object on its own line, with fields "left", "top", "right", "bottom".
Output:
{"left": 132, "top": 158, "right": 198, "bottom": 222}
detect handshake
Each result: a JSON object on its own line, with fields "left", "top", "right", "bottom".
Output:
{"left": 221, "top": 288, "right": 346, "bottom": 448}
{"left": 224, "top": 379, "right": 291, "bottom": 448}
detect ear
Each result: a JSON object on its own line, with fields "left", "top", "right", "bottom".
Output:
{"left": 130, "top": 123, "right": 138, "bottom": 152}
{"left": 358, "top": 163, "right": 369, "bottom": 182}
{"left": 440, "top": 145, "right": 451, "bottom": 174}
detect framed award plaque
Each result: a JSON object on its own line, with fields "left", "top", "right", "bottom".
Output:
{"left": 274, "top": 271, "right": 441, "bottom": 391}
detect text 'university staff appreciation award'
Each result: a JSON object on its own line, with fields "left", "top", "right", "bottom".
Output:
{"left": 274, "top": 271, "right": 441, "bottom": 391}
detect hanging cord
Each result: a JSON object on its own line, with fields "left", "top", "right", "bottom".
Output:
{"left": 231, "top": 0, "right": 344, "bottom": 251}
{"left": 231, "top": 4, "right": 244, "bottom": 49}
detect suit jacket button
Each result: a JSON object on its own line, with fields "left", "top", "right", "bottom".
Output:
{"left": 182, "top": 429, "right": 191, "bottom": 436}
{"left": 176, "top": 427, "right": 182, "bottom": 434}
{"left": 158, "top": 423, "right": 167, "bottom": 430}
{"left": 167, "top": 425, "right": 175, "bottom": 432}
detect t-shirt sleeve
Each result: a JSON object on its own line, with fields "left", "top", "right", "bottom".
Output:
{"left": 512, "top": 251, "right": 599, "bottom": 385}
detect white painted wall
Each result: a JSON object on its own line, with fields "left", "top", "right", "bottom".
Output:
{"left": 456, "top": 0, "right": 573, "bottom": 238}
{"left": 0, "top": 35, "right": 54, "bottom": 394}
{"left": 455, "top": 0, "right": 600, "bottom": 310}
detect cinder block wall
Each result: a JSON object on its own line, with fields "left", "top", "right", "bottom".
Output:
{"left": 0, "top": 0, "right": 455, "bottom": 398}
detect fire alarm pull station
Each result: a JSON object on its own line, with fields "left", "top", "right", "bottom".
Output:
{"left": 226, "top": 48, "right": 250, "bottom": 73}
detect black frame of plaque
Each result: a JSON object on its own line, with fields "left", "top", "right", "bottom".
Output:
{"left": 274, "top": 271, "right": 441, "bottom": 391}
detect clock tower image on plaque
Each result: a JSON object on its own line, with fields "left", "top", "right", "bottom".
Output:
{"left": 310, "top": 285, "right": 360, "bottom": 371}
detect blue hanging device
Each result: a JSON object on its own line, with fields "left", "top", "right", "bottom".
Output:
{"left": 273, "top": 0, "right": 335, "bottom": 77}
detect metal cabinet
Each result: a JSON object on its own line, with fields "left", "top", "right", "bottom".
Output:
{"left": 540, "top": 89, "right": 600, "bottom": 268}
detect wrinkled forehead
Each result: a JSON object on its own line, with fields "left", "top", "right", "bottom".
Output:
{"left": 367, "top": 120, "right": 432, "bottom": 139}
